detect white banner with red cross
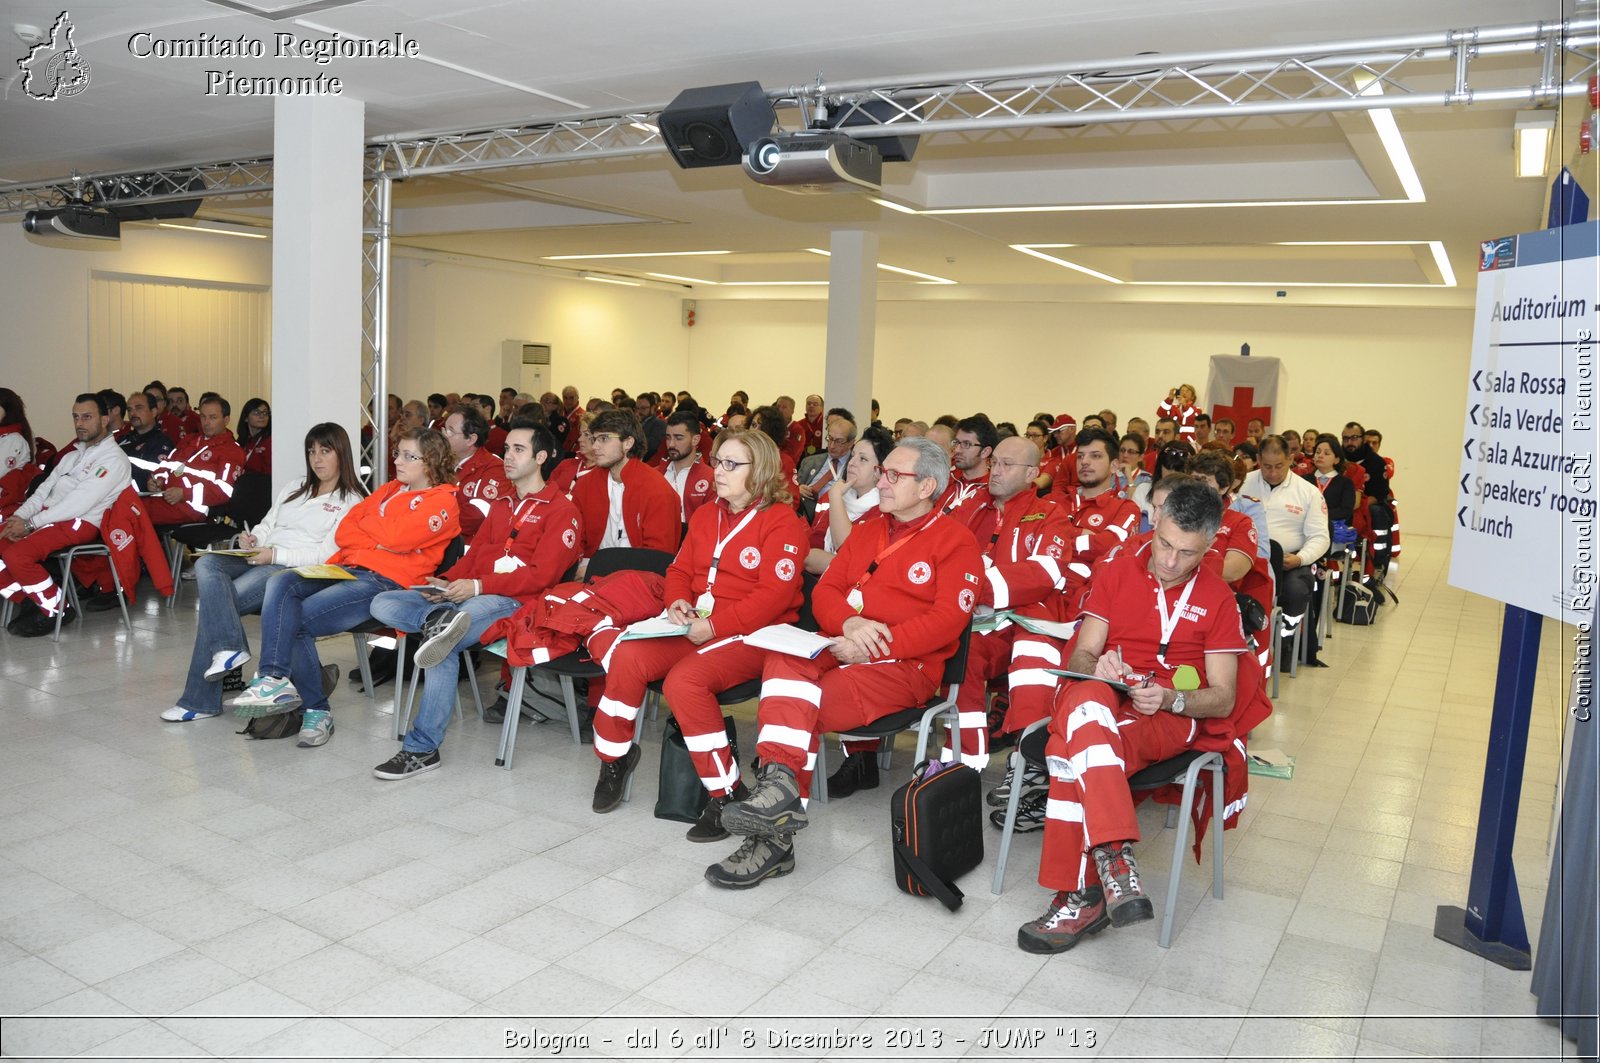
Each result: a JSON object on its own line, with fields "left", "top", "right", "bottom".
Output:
{"left": 1205, "top": 355, "right": 1284, "bottom": 434}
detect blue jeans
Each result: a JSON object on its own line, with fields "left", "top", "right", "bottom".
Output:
{"left": 369, "top": 589, "right": 521, "bottom": 752}
{"left": 177, "top": 553, "right": 285, "bottom": 715}
{"left": 257, "top": 566, "right": 400, "bottom": 714}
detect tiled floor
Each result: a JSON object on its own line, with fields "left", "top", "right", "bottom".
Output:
{"left": 0, "top": 534, "right": 1586, "bottom": 1061}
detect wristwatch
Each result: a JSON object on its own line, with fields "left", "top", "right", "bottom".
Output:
{"left": 1171, "top": 691, "right": 1186, "bottom": 715}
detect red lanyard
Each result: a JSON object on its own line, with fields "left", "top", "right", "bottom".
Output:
{"left": 852, "top": 513, "right": 939, "bottom": 595}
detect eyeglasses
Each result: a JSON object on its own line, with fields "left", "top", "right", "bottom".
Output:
{"left": 711, "top": 458, "right": 752, "bottom": 472}
{"left": 991, "top": 459, "right": 1038, "bottom": 472}
{"left": 826, "top": 436, "right": 853, "bottom": 446}
{"left": 589, "top": 433, "right": 618, "bottom": 445}
{"left": 951, "top": 439, "right": 981, "bottom": 450}
{"left": 1341, "top": 434, "right": 1363, "bottom": 443}
{"left": 878, "top": 466, "right": 924, "bottom": 486}
{"left": 395, "top": 451, "right": 422, "bottom": 463}
{"left": 441, "top": 424, "right": 463, "bottom": 437}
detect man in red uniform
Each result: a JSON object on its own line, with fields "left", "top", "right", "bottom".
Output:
{"left": 1056, "top": 427, "right": 1141, "bottom": 566}
{"left": 706, "top": 437, "right": 983, "bottom": 889}
{"left": 776, "top": 394, "right": 807, "bottom": 463}
{"left": 1018, "top": 478, "right": 1245, "bottom": 953}
{"left": 589, "top": 429, "right": 808, "bottom": 818}
{"left": 369, "top": 421, "right": 582, "bottom": 779}
{"left": 570, "top": 409, "right": 682, "bottom": 570}
{"left": 443, "top": 404, "right": 510, "bottom": 541}
{"left": 657, "top": 409, "right": 715, "bottom": 528}
{"left": 145, "top": 384, "right": 185, "bottom": 443}
{"left": 1146, "top": 417, "right": 1177, "bottom": 474}
{"left": 940, "top": 413, "right": 997, "bottom": 537}
{"left": 168, "top": 387, "right": 202, "bottom": 439}
{"left": 1039, "top": 413, "right": 1077, "bottom": 495}
{"left": 142, "top": 396, "right": 246, "bottom": 528}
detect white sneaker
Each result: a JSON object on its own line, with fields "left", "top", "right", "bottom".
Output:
{"left": 230, "top": 675, "right": 302, "bottom": 716}
{"left": 205, "top": 649, "right": 251, "bottom": 681}
{"left": 161, "top": 705, "right": 221, "bottom": 722}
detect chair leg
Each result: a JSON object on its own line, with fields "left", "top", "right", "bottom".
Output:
{"left": 109, "top": 560, "right": 132, "bottom": 632}
{"left": 621, "top": 704, "right": 650, "bottom": 804}
{"left": 813, "top": 740, "right": 829, "bottom": 804}
{"left": 497, "top": 666, "right": 527, "bottom": 769}
{"left": 1269, "top": 607, "right": 1282, "bottom": 699}
{"left": 559, "top": 674, "right": 583, "bottom": 746}
{"left": 352, "top": 633, "right": 376, "bottom": 701}
{"left": 1160, "top": 758, "right": 1213, "bottom": 949}
{"left": 466, "top": 656, "right": 486, "bottom": 722}
{"left": 53, "top": 553, "right": 78, "bottom": 642}
{"left": 166, "top": 539, "right": 185, "bottom": 609}
{"left": 990, "top": 747, "right": 1028, "bottom": 895}
{"left": 1210, "top": 763, "right": 1226, "bottom": 899}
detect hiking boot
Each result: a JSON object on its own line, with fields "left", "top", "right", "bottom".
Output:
{"left": 721, "top": 762, "right": 807, "bottom": 837}
{"left": 685, "top": 782, "right": 749, "bottom": 843}
{"left": 374, "top": 747, "right": 442, "bottom": 780}
{"left": 414, "top": 607, "right": 471, "bottom": 670}
{"left": 825, "top": 750, "right": 879, "bottom": 798}
{"left": 5, "top": 597, "right": 40, "bottom": 633}
{"left": 703, "top": 833, "right": 795, "bottom": 889}
{"left": 1091, "top": 841, "right": 1155, "bottom": 927}
{"left": 1017, "top": 887, "right": 1110, "bottom": 953}
{"left": 296, "top": 709, "right": 334, "bottom": 747}
{"left": 986, "top": 763, "right": 1048, "bottom": 807}
{"left": 990, "top": 788, "right": 1048, "bottom": 832}
{"left": 12, "top": 606, "right": 75, "bottom": 638}
{"left": 591, "top": 744, "right": 640, "bottom": 813}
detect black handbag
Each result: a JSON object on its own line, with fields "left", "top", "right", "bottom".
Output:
{"left": 890, "top": 759, "right": 984, "bottom": 911}
{"left": 654, "top": 714, "right": 738, "bottom": 822}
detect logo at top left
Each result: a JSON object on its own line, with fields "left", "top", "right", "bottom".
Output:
{"left": 17, "top": 12, "right": 91, "bottom": 100}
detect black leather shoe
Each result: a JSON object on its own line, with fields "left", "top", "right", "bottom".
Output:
{"left": 6, "top": 597, "right": 41, "bottom": 633}
{"left": 12, "top": 606, "right": 76, "bottom": 638}
{"left": 826, "top": 750, "right": 880, "bottom": 798}
{"left": 686, "top": 782, "right": 749, "bottom": 843}
{"left": 592, "top": 744, "right": 640, "bottom": 813}
{"left": 79, "top": 586, "right": 125, "bottom": 613}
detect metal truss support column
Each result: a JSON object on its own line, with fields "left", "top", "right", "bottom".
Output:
{"left": 361, "top": 173, "right": 392, "bottom": 488}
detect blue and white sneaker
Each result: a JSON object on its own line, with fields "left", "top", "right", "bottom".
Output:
{"left": 230, "top": 675, "right": 302, "bottom": 716}
{"left": 297, "top": 709, "right": 334, "bottom": 747}
{"left": 160, "top": 705, "right": 221, "bottom": 722}
{"left": 205, "top": 649, "right": 252, "bottom": 681}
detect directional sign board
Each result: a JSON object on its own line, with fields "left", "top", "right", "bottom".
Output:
{"left": 1451, "top": 222, "right": 1598, "bottom": 625}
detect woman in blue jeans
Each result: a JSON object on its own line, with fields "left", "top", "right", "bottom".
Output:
{"left": 161, "top": 423, "right": 363, "bottom": 723}
{"left": 231, "top": 428, "right": 460, "bottom": 747}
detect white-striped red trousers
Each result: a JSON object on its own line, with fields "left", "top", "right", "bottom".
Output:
{"left": 754, "top": 653, "right": 936, "bottom": 801}
{"left": 0, "top": 519, "right": 99, "bottom": 617}
{"left": 1037, "top": 679, "right": 1195, "bottom": 893}
{"left": 954, "top": 626, "right": 1070, "bottom": 770}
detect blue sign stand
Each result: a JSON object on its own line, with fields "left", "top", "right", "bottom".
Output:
{"left": 1435, "top": 170, "right": 1589, "bottom": 971}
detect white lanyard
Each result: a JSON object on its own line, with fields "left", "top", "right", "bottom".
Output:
{"left": 703, "top": 505, "right": 761, "bottom": 594}
{"left": 1153, "top": 571, "right": 1198, "bottom": 668}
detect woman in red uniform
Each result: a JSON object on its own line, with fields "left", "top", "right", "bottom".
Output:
{"left": 1157, "top": 383, "right": 1202, "bottom": 441}
{"left": 236, "top": 397, "right": 272, "bottom": 475}
{"left": 549, "top": 411, "right": 598, "bottom": 497}
{"left": 587, "top": 428, "right": 808, "bottom": 840}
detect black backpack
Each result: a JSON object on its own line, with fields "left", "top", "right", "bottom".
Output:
{"left": 235, "top": 664, "right": 338, "bottom": 739}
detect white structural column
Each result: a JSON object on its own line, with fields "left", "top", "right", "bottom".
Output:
{"left": 270, "top": 95, "right": 365, "bottom": 494}
{"left": 824, "top": 230, "right": 878, "bottom": 426}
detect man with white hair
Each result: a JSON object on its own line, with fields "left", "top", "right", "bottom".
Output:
{"left": 705, "top": 437, "right": 983, "bottom": 889}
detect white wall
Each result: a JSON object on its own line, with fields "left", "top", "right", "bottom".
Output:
{"left": 388, "top": 252, "right": 689, "bottom": 406}
{"left": 687, "top": 299, "right": 1472, "bottom": 537}
{"left": 0, "top": 224, "right": 271, "bottom": 439}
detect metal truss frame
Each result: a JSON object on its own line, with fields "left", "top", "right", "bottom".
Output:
{"left": 2, "top": 17, "right": 1595, "bottom": 461}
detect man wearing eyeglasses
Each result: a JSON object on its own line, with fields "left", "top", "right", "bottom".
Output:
{"left": 709, "top": 437, "right": 983, "bottom": 887}
{"left": 797, "top": 415, "right": 856, "bottom": 514}
{"left": 570, "top": 409, "right": 682, "bottom": 573}
{"left": 941, "top": 414, "right": 998, "bottom": 536}
{"left": 443, "top": 404, "right": 510, "bottom": 541}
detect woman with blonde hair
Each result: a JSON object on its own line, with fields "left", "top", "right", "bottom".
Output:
{"left": 586, "top": 428, "right": 810, "bottom": 839}
{"left": 231, "top": 428, "right": 460, "bottom": 747}
{"left": 1157, "top": 383, "right": 1203, "bottom": 441}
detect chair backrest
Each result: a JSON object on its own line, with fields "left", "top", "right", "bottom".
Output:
{"left": 586, "top": 547, "right": 674, "bottom": 582}
{"left": 939, "top": 619, "right": 977, "bottom": 687}
{"left": 438, "top": 535, "right": 466, "bottom": 575}
{"left": 229, "top": 472, "right": 274, "bottom": 527}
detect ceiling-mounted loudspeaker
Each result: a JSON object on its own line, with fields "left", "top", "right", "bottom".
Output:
{"left": 827, "top": 98, "right": 920, "bottom": 163}
{"left": 658, "top": 81, "right": 775, "bottom": 168}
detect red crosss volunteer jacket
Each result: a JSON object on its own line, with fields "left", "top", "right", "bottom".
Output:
{"left": 979, "top": 490, "right": 1083, "bottom": 623}
{"left": 812, "top": 509, "right": 983, "bottom": 671}
{"left": 329, "top": 480, "right": 459, "bottom": 588}
{"left": 76, "top": 488, "right": 175, "bottom": 602}
{"left": 1156, "top": 396, "right": 1202, "bottom": 439}
{"left": 1213, "top": 505, "right": 1274, "bottom": 628}
{"left": 664, "top": 498, "right": 807, "bottom": 638}
{"left": 570, "top": 458, "right": 682, "bottom": 557}
{"left": 454, "top": 447, "right": 511, "bottom": 541}
{"left": 445, "top": 481, "right": 582, "bottom": 599}
{"left": 657, "top": 457, "right": 715, "bottom": 526}
{"left": 1058, "top": 487, "right": 1141, "bottom": 566}
{"left": 149, "top": 430, "right": 247, "bottom": 519}
{"left": 940, "top": 468, "right": 995, "bottom": 540}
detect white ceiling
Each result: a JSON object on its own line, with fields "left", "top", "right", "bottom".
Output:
{"left": 1, "top": 0, "right": 1592, "bottom": 306}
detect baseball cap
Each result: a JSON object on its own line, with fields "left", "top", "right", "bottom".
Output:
{"left": 1049, "top": 413, "right": 1076, "bottom": 433}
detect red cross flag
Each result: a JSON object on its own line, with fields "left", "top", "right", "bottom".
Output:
{"left": 1205, "top": 355, "right": 1283, "bottom": 434}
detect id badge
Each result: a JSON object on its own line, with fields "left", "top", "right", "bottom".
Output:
{"left": 695, "top": 590, "right": 715, "bottom": 614}
{"left": 493, "top": 554, "right": 526, "bottom": 574}
{"left": 846, "top": 587, "right": 864, "bottom": 612}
